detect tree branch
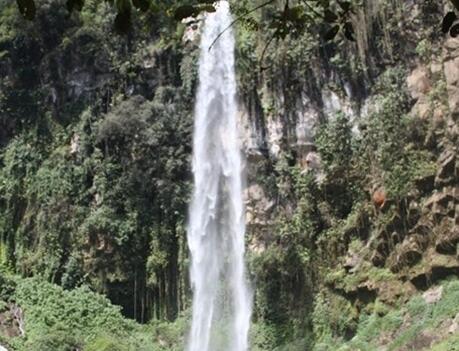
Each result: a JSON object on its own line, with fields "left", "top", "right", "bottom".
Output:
{"left": 301, "top": 0, "right": 323, "bottom": 20}
{"left": 208, "top": 0, "right": 277, "bottom": 51}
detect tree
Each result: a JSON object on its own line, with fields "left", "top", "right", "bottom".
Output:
{"left": 14, "top": 0, "right": 459, "bottom": 40}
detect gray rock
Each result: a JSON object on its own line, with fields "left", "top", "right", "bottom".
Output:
{"left": 436, "top": 224, "right": 459, "bottom": 255}
{"left": 444, "top": 56, "right": 459, "bottom": 112}
{"left": 422, "top": 285, "right": 443, "bottom": 304}
{"left": 435, "top": 149, "right": 456, "bottom": 186}
{"left": 448, "top": 313, "right": 459, "bottom": 334}
{"left": 406, "top": 66, "right": 431, "bottom": 100}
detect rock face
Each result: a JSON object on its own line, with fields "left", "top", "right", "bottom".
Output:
{"left": 422, "top": 285, "right": 443, "bottom": 304}
{"left": 239, "top": 0, "right": 458, "bottom": 237}
{"left": 0, "top": 304, "right": 23, "bottom": 345}
{"left": 443, "top": 38, "right": 459, "bottom": 112}
{"left": 435, "top": 149, "right": 457, "bottom": 187}
{"left": 407, "top": 66, "right": 432, "bottom": 119}
{"left": 244, "top": 184, "right": 275, "bottom": 228}
{"left": 2, "top": 0, "right": 458, "bottom": 348}
{"left": 388, "top": 235, "right": 425, "bottom": 273}
{"left": 239, "top": 5, "right": 459, "bottom": 348}
{"left": 435, "top": 224, "right": 459, "bottom": 254}
{"left": 70, "top": 134, "right": 80, "bottom": 155}
{"left": 407, "top": 67, "right": 431, "bottom": 100}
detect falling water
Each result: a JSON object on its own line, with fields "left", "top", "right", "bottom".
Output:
{"left": 186, "top": 2, "right": 252, "bottom": 351}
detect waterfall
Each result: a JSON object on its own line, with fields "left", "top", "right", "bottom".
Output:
{"left": 186, "top": 2, "right": 252, "bottom": 351}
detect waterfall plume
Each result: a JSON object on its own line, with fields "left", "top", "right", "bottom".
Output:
{"left": 186, "top": 2, "right": 252, "bottom": 351}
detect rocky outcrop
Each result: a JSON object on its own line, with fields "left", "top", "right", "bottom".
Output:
{"left": 422, "top": 285, "right": 443, "bottom": 304}
{"left": 407, "top": 66, "right": 432, "bottom": 120}
{"left": 244, "top": 184, "right": 275, "bottom": 228}
{"left": 388, "top": 235, "right": 427, "bottom": 273}
{"left": 435, "top": 149, "right": 457, "bottom": 187}
{"left": 0, "top": 304, "right": 24, "bottom": 344}
{"left": 409, "top": 253, "right": 459, "bottom": 290}
{"left": 443, "top": 38, "right": 459, "bottom": 112}
{"left": 436, "top": 225, "right": 459, "bottom": 254}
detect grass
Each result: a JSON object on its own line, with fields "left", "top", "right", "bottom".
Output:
{"left": 1, "top": 272, "right": 458, "bottom": 351}
{"left": 313, "top": 278, "right": 459, "bottom": 351}
{"left": 0, "top": 273, "right": 188, "bottom": 351}
{"left": 431, "top": 334, "right": 459, "bottom": 351}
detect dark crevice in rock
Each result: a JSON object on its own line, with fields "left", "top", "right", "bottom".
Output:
{"left": 411, "top": 266, "right": 459, "bottom": 291}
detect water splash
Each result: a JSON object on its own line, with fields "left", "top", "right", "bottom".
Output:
{"left": 186, "top": 2, "right": 252, "bottom": 351}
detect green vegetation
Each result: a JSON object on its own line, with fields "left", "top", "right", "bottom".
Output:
{"left": 0, "top": 271, "right": 187, "bottom": 350}
{"left": 348, "top": 279, "right": 459, "bottom": 350}
{"left": 0, "top": 0, "right": 195, "bottom": 322}
{"left": 1, "top": 0, "right": 458, "bottom": 350}
{"left": 239, "top": 1, "right": 452, "bottom": 345}
{"left": 248, "top": 280, "right": 459, "bottom": 351}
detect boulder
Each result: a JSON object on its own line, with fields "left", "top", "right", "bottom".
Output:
{"left": 388, "top": 235, "right": 425, "bottom": 273}
{"left": 302, "top": 151, "right": 321, "bottom": 172}
{"left": 449, "top": 313, "right": 459, "bottom": 334}
{"left": 411, "top": 99, "right": 431, "bottom": 120}
{"left": 443, "top": 37, "right": 459, "bottom": 59}
{"left": 70, "top": 134, "right": 80, "bottom": 155}
{"left": 436, "top": 224, "right": 459, "bottom": 255}
{"left": 246, "top": 184, "right": 265, "bottom": 202}
{"left": 432, "top": 107, "right": 446, "bottom": 128}
{"left": 434, "top": 149, "right": 456, "bottom": 186}
{"left": 343, "top": 252, "right": 361, "bottom": 272}
{"left": 422, "top": 285, "right": 443, "bottom": 304}
{"left": 406, "top": 67, "right": 431, "bottom": 100}
{"left": 430, "top": 61, "right": 443, "bottom": 75}
{"left": 445, "top": 59, "right": 459, "bottom": 112}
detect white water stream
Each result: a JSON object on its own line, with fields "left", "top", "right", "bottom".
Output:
{"left": 186, "top": 2, "right": 252, "bottom": 351}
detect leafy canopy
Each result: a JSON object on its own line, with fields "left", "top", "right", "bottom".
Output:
{"left": 13, "top": 0, "right": 459, "bottom": 42}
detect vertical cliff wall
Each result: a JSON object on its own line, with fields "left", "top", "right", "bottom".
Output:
{"left": 234, "top": 0, "right": 458, "bottom": 348}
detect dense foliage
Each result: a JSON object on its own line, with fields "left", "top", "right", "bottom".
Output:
{"left": 0, "top": 0, "right": 458, "bottom": 350}
{"left": 0, "top": 272, "right": 188, "bottom": 350}
{"left": 0, "top": 0, "right": 196, "bottom": 322}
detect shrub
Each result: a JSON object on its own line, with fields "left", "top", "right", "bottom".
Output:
{"left": 24, "top": 328, "right": 81, "bottom": 351}
{"left": 85, "top": 335, "right": 129, "bottom": 351}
